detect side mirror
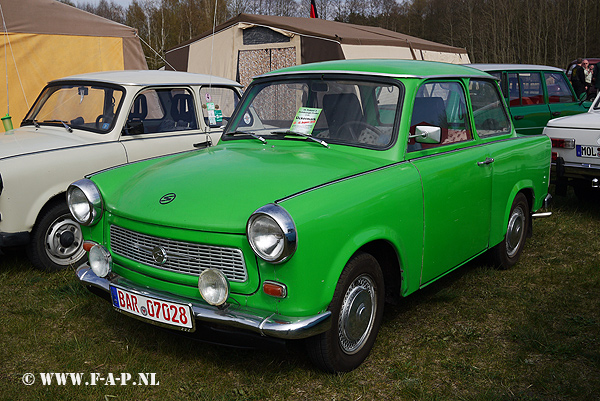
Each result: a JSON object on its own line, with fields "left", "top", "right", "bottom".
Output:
{"left": 579, "top": 92, "right": 587, "bottom": 104}
{"left": 123, "top": 120, "right": 144, "bottom": 135}
{"left": 413, "top": 126, "right": 442, "bottom": 144}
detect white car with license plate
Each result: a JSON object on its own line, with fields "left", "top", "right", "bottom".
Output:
{"left": 545, "top": 92, "right": 600, "bottom": 198}
{"left": 0, "top": 70, "right": 241, "bottom": 271}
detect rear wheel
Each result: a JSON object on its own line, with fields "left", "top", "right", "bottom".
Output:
{"left": 306, "top": 253, "right": 385, "bottom": 372}
{"left": 492, "top": 193, "right": 529, "bottom": 269}
{"left": 27, "top": 201, "right": 85, "bottom": 272}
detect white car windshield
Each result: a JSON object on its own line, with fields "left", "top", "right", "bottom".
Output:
{"left": 23, "top": 83, "right": 125, "bottom": 133}
{"left": 224, "top": 77, "right": 401, "bottom": 149}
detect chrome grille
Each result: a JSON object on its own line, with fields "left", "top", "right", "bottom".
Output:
{"left": 110, "top": 225, "right": 247, "bottom": 282}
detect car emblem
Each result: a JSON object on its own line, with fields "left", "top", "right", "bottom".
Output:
{"left": 159, "top": 193, "right": 176, "bottom": 204}
{"left": 152, "top": 246, "right": 168, "bottom": 265}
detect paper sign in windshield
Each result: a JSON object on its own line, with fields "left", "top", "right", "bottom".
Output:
{"left": 207, "top": 102, "right": 223, "bottom": 126}
{"left": 290, "top": 107, "right": 322, "bottom": 136}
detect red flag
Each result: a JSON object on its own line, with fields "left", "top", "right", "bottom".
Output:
{"left": 310, "top": 0, "right": 318, "bottom": 18}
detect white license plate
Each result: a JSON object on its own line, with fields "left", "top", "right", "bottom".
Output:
{"left": 576, "top": 145, "right": 600, "bottom": 158}
{"left": 110, "top": 285, "right": 194, "bottom": 330}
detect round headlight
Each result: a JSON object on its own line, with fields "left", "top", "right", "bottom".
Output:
{"left": 247, "top": 204, "right": 297, "bottom": 263}
{"left": 198, "top": 268, "right": 229, "bottom": 306}
{"left": 89, "top": 244, "right": 112, "bottom": 278}
{"left": 67, "top": 179, "right": 103, "bottom": 226}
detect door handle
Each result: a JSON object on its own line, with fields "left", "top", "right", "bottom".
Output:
{"left": 552, "top": 111, "right": 561, "bottom": 116}
{"left": 477, "top": 157, "right": 494, "bottom": 166}
{"left": 514, "top": 115, "right": 524, "bottom": 120}
{"left": 193, "top": 140, "right": 211, "bottom": 149}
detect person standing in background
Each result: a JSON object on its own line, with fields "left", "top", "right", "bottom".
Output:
{"left": 583, "top": 60, "right": 593, "bottom": 99}
{"left": 571, "top": 58, "right": 587, "bottom": 98}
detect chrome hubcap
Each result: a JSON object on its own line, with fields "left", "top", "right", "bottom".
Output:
{"left": 338, "top": 274, "right": 377, "bottom": 355}
{"left": 45, "top": 215, "right": 84, "bottom": 265}
{"left": 506, "top": 206, "right": 525, "bottom": 258}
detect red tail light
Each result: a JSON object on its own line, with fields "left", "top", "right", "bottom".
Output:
{"left": 551, "top": 138, "right": 575, "bottom": 149}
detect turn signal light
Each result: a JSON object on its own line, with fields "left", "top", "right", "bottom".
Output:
{"left": 263, "top": 281, "right": 287, "bottom": 298}
{"left": 551, "top": 138, "right": 575, "bottom": 149}
{"left": 552, "top": 152, "right": 558, "bottom": 161}
{"left": 83, "top": 241, "right": 97, "bottom": 252}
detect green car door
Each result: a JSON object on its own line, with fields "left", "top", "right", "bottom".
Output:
{"left": 506, "top": 72, "right": 551, "bottom": 135}
{"left": 407, "top": 80, "right": 492, "bottom": 284}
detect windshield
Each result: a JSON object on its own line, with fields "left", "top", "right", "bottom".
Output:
{"left": 23, "top": 83, "right": 125, "bottom": 133}
{"left": 225, "top": 77, "right": 401, "bottom": 148}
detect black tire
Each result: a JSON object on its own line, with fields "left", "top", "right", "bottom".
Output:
{"left": 306, "top": 253, "right": 385, "bottom": 373}
{"left": 491, "top": 193, "right": 529, "bottom": 269}
{"left": 26, "top": 201, "right": 86, "bottom": 272}
{"left": 573, "top": 180, "right": 598, "bottom": 202}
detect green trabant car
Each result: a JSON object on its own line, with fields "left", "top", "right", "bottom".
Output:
{"left": 70, "top": 60, "right": 551, "bottom": 372}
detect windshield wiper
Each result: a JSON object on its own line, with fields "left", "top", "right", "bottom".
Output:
{"left": 271, "top": 130, "right": 329, "bottom": 148}
{"left": 42, "top": 119, "right": 73, "bottom": 133}
{"left": 23, "top": 119, "right": 40, "bottom": 128}
{"left": 225, "top": 130, "right": 267, "bottom": 144}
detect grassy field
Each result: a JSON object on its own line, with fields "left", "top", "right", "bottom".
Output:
{"left": 1, "top": 189, "right": 599, "bottom": 401}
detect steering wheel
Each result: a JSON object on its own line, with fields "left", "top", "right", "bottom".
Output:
{"left": 95, "top": 115, "right": 105, "bottom": 130}
{"left": 337, "top": 121, "right": 384, "bottom": 144}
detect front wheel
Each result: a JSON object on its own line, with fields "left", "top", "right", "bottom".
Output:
{"left": 306, "top": 253, "right": 385, "bottom": 372}
{"left": 27, "top": 201, "right": 86, "bottom": 272}
{"left": 491, "top": 193, "right": 529, "bottom": 269}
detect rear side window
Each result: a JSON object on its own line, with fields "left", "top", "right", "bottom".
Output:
{"left": 469, "top": 80, "right": 511, "bottom": 137}
{"left": 545, "top": 72, "right": 576, "bottom": 103}
{"left": 508, "top": 72, "right": 545, "bottom": 106}
{"left": 519, "top": 72, "right": 544, "bottom": 105}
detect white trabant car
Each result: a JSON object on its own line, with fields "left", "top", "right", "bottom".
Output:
{"left": 544, "top": 92, "right": 600, "bottom": 198}
{"left": 0, "top": 70, "right": 242, "bottom": 271}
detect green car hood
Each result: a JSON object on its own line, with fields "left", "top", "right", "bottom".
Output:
{"left": 93, "top": 141, "right": 390, "bottom": 234}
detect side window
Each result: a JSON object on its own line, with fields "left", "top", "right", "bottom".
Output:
{"left": 518, "top": 72, "right": 544, "bottom": 105}
{"left": 508, "top": 73, "right": 520, "bottom": 106}
{"left": 408, "top": 81, "right": 472, "bottom": 152}
{"left": 469, "top": 79, "right": 511, "bottom": 137}
{"left": 199, "top": 87, "right": 240, "bottom": 128}
{"left": 126, "top": 88, "right": 197, "bottom": 134}
{"left": 375, "top": 85, "right": 401, "bottom": 125}
{"left": 489, "top": 72, "right": 506, "bottom": 98}
{"left": 546, "top": 72, "right": 576, "bottom": 103}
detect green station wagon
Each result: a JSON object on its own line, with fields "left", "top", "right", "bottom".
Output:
{"left": 70, "top": 60, "right": 551, "bottom": 372}
{"left": 469, "top": 64, "right": 591, "bottom": 135}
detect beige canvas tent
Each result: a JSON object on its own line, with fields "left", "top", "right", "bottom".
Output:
{"left": 166, "top": 13, "right": 470, "bottom": 87}
{"left": 0, "top": 0, "right": 147, "bottom": 125}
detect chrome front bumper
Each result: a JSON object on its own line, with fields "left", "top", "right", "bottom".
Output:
{"left": 77, "top": 265, "right": 331, "bottom": 340}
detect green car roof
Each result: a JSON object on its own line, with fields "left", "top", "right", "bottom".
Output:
{"left": 261, "top": 59, "right": 492, "bottom": 80}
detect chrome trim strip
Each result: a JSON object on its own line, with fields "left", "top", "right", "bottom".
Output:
{"left": 0, "top": 140, "right": 123, "bottom": 162}
{"left": 278, "top": 136, "right": 531, "bottom": 203}
{"left": 77, "top": 265, "right": 331, "bottom": 340}
{"left": 276, "top": 162, "right": 407, "bottom": 203}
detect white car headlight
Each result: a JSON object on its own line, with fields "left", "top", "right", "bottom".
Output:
{"left": 198, "top": 268, "right": 229, "bottom": 306}
{"left": 89, "top": 244, "right": 112, "bottom": 278}
{"left": 67, "top": 179, "right": 103, "bottom": 226}
{"left": 247, "top": 204, "right": 297, "bottom": 263}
